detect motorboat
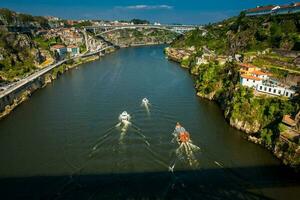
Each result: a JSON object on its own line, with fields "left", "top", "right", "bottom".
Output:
{"left": 119, "top": 111, "right": 131, "bottom": 121}
{"left": 142, "top": 98, "right": 149, "bottom": 105}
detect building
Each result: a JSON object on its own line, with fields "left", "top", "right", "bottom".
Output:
{"left": 281, "top": 111, "right": 300, "bottom": 142}
{"left": 290, "top": 3, "right": 300, "bottom": 13}
{"left": 282, "top": 115, "right": 297, "bottom": 127}
{"left": 50, "top": 44, "right": 67, "bottom": 59}
{"left": 245, "top": 3, "right": 300, "bottom": 16}
{"left": 276, "top": 3, "right": 300, "bottom": 14}
{"left": 239, "top": 63, "right": 296, "bottom": 98}
{"left": 245, "top": 5, "right": 280, "bottom": 16}
{"left": 239, "top": 63, "right": 260, "bottom": 73}
{"left": 67, "top": 45, "right": 80, "bottom": 56}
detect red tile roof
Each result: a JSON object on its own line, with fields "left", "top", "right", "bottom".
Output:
{"left": 239, "top": 63, "right": 257, "bottom": 69}
{"left": 282, "top": 115, "right": 297, "bottom": 127}
{"left": 247, "top": 6, "right": 276, "bottom": 13}
{"left": 278, "top": 3, "right": 300, "bottom": 9}
{"left": 241, "top": 74, "right": 262, "bottom": 81}
{"left": 247, "top": 3, "right": 300, "bottom": 13}
{"left": 251, "top": 70, "right": 268, "bottom": 75}
{"left": 67, "top": 45, "right": 78, "bottom": 48}
{"left": 51, "top": 44, "right": 65, "bottom": 49}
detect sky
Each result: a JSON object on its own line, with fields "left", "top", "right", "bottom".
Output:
{"left": 0, "top": 0, "right": 293, "bottom": 24}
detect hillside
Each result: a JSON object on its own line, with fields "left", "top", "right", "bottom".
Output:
{"left": 172, "top": 12, "right": 300, "bottom": 53}
{"left": 0, "top": 9, "right": 86, "bottom": 82}
{"left": 166, "top": 12, "right": 300, "bottom": 167}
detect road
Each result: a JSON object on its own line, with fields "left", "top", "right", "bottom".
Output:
{"left": 0, "top": 46, "right": 113, "bottom": 99}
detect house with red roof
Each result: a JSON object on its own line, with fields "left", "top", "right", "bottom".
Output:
{"left": 245, "top": 2, "right": 300, "bottom": 16}
{"left": 245, "top": 5, "right": 280, "bottom": 16}
{"left": 50, "top": 44, "right": 67, "bottom": 59}
{"left": 67, "top": 45, "right": 80, "bottom": 56}
{"left": 276, "top": 3, "right": 300, "bottom": 14}
{"left": 239, "top": 63, "right": 296, "bottom": 98}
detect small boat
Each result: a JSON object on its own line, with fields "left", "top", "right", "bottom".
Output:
{"left": 119, "top": 111, "right": 131, "bottom": 121}
{"left": 173, "top": 122, "right": 190, "bottom": 143}
{"left": 174, "top": 122, "right": 186, "bottom": 135}
{"left": 178, "top": 131, "right": 190, "bottom": 143}
{"left": 142, "top": 98, "right": 149, "bottom": 105}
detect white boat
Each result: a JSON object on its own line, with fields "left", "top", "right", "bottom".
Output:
{"left": 142, "top": 98, "right": 149, "bottom": 105}
{"left": 119, "top": 111, "right": 131, "bottom": 121}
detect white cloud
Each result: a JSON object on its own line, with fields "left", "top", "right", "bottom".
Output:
{"left": 116, "top": 5, "right": 173, "bottom": 10}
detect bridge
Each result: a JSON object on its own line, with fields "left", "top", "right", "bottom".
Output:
{"left": 0, "top": 46, "right": 114, "bottom": 99}
{"left": 84, "top": 24, "right": 200, "bottom": 35}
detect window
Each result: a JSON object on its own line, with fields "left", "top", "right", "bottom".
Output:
{"left": 269, "top": 88, "right": 271, "bottom": 92}
{"left": 253, "top": 80, "right": 255, "bottom": 83}
{"left": 273, "top": 89, "right": 276, "bottom": 93}
{"left": 278, "top": 90, "right": 281, "bottom": 95}
{"left": 286, "top": 92, "right": 289, "bottom": 97}
{"left": 264, "top": 87, "right": 267, "bottom": 91}
{"left": 260, "top": 86, "right": 262, "bottom": 90}
{"left": 247, "top": 79, "right": 249, "bottom": 81}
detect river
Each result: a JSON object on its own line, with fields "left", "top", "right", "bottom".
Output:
{"left": 0, "top": 45, "right": 299, "bottom": 199}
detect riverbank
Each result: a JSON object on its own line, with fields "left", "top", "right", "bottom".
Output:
{"left": 165, "top": 47, "right": 300, "bottom": 169}
{"left": 0, "top": 50, "right": 114, "bottom": 120}
{"left": 2, "top": 45, "right": 300, "bottom": 200}
{"left": 0, "top": 43, "right": 166, "bottom": 120}
{"left": 119, "top": 42, "right": 170, "bottom": 48}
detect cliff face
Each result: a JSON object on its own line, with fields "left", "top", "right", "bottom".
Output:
{"left": 0, "top": 29, "right": 44, "bottom": 81}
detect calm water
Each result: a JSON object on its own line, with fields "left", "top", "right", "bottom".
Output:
{"left": 0, "top": 45, "right": 299, "bottom": 199}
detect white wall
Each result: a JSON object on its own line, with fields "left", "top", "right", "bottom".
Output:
{"left": 240, "top": 77, "right": 295, "bottom": 98}
{"left": 240, "top": 77, "right": 262, "bottom": 88}
{"left": 256, "top": 84, "right": 295, "bottom": 97}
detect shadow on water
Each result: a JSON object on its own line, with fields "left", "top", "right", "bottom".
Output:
{"left": 0, "top": 165, "right": 299, "bottom": 200}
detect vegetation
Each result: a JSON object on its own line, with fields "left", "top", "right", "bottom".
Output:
{"left": 191, "top": 60, "right": 299, "bottom": 148}
{"left": 168, "top": 12, "right": 300, "bottom": 155}
{"left": 73, "top": 21, "right": 93, "bottom": 28}
{"left": 33, "top": 36, "right": 60, "bottom": 50}
{"left": 130, "top": 19, "right": 150, "bottom": 24}
{"left": 171, "top": 12, "right": 300, "bottom": 54}
{"left": 102, "top": 28, "right": 178, "bottom": 46}
{"left": 0, "top": 29, "right": 36, "bottom": 80}
{"left": 0, "top": 8, "right": 50, "bottom": 28}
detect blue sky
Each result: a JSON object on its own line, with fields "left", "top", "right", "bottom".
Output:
{"left": 0, "top": 0, "right": 292, "bottom": 24}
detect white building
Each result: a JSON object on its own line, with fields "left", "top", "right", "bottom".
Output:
{"left": 67, "top": 45, "right": 80, "bottom": 56}
{"left": 240, "top": 74, "right": 263, "bottom": 88}
{"left": 239, "top": 64, "right": 296, "bottom": 98}
{"left": 256, "top": 79, "right": 296, "bottom": 98}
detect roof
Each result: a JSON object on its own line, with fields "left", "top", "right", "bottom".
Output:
{"left": 277, "top": 3, "right": 300, "bottom": 10}
{"left": 51, "top": 44, "right": 65, "bottom": 49}
{"left": 67, "top": 45, "right": 78, "bottom": 48}
{"left": 247, "top": 3, "right": 300, "bottom": 13}
{"left": 246, "top": 6, "right": 276, "bottom": 13}
{"left": 241, "top": 74, "right": 262, "bottom": 81}
{"left": 282, "top": 115, "right": 297, "bottom": 127}
{"left": 239, "top": 63, "right": 257, "bottom": 69}
{"left": 251, "top": 70, "right": 268, "bottom": 75}
{"left": 279, "top": 5, "right": 290, "bottom": 9}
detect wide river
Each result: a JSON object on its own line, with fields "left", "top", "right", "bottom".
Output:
{"left": 0, "top": 45, "right": 299, "bottom": 199}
